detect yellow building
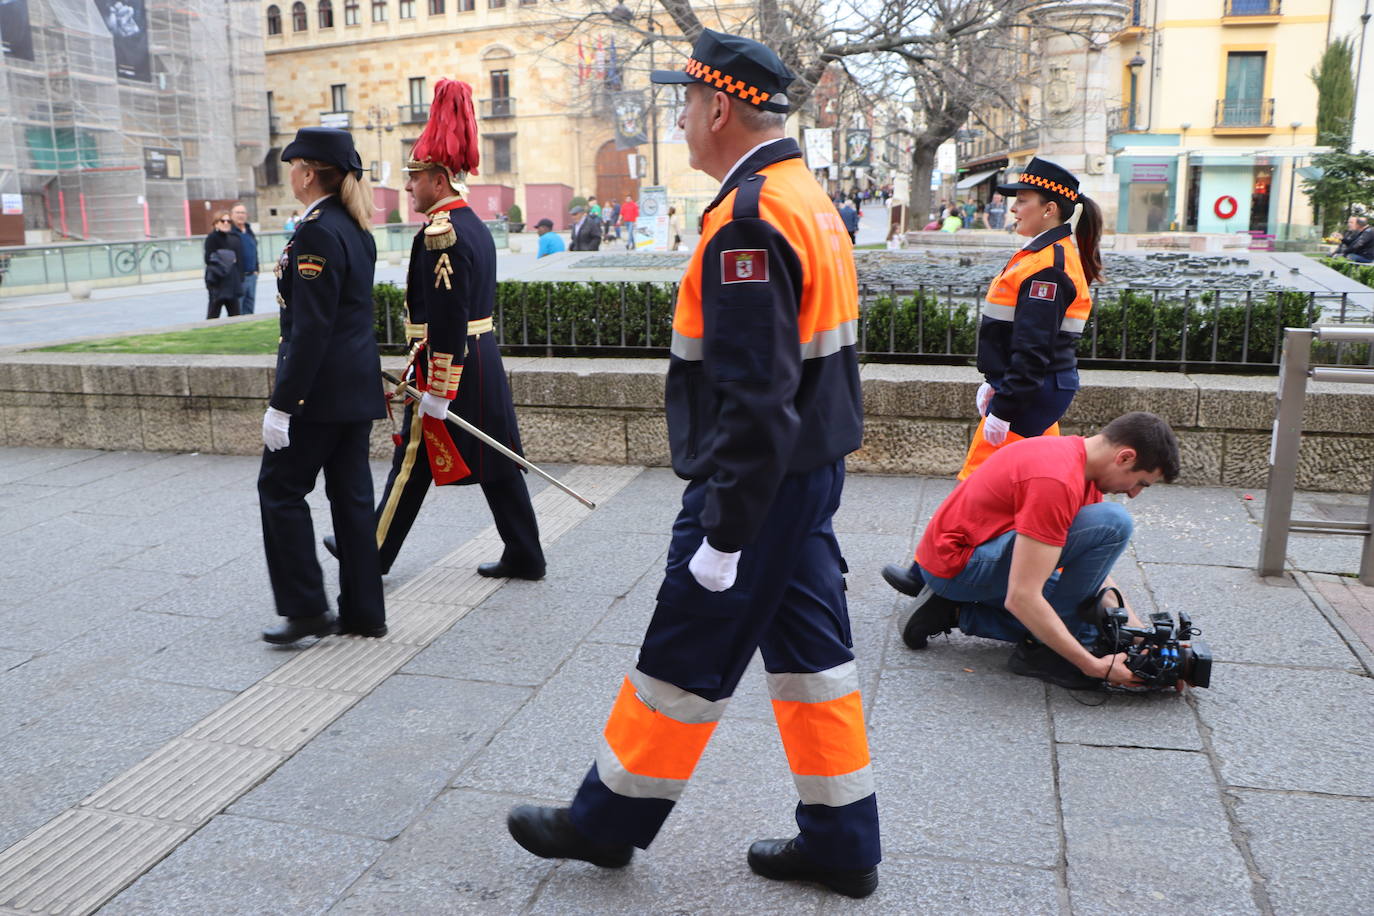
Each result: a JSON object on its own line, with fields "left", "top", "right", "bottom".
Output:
{"left": 958, "top": 0, "right": 1329, "bottom": 242}
{"left": 257, "top": 0, "right": 744, "bottom": 230}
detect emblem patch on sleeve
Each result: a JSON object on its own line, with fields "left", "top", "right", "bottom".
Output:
{"left": 1028, "top": 280, "right": 1057, "bottom": 301}
{"left": 296, "top": 254, "right": 326, "bottom": 280}
{"left": 721, "top": 249, "right": 768, "bottom": 284}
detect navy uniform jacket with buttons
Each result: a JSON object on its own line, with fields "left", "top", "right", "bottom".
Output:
{"left": 270, "top": 196, "right": 386, "bottom": 422}
{"left": 406, "top": 203, "right": 524, "bottom": 482}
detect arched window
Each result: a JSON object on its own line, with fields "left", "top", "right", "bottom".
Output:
{"left": 318, "top": 0, "right": 334, "bottom": 27}
{"left": 266, "top": 4, "right": 282, "bottom": 34}
{"left": 291, "top": 1, "right": 307, "bottom": 30}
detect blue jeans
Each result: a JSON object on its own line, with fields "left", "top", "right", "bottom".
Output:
{"left": 1345, "top": 253, "right": 1372, "bottom": 263}
{"left": 239, "top": 273, "right": 257, "bottom": 314}
{"left": 920, "top": 501, "right": 1133, "bottom": 643}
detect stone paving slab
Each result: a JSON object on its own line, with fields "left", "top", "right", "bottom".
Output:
{"left": 1128, "top": 487, "right": 1259, "bottom": 568}
{"left": 1058, "top": 745, "right": 1259, "bottom": 915}
{"left": 822, "top": 858, "right": 1063, "bottom": 915}
{"left": 1228, "top": 790, "right": 1374, "bottom": 916}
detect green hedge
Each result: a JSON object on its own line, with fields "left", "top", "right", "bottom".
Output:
{"left": 1320, "top": 256, "right": 1374, "bottom": 287}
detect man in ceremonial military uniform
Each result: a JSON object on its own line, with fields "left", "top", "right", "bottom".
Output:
{"left": 326, "top": 80, "right": 543, "bottom": 579}
{"left": 259, "top": 128, "right": 387, "bottom": 644}
{"left": 506, "top": 31, "right": 880, "bottom": 899}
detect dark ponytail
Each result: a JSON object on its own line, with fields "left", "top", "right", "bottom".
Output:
{"left": 1075, "top": 195, "right": 1103, "bottom": 285}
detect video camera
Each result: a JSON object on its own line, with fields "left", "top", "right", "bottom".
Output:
{"left": 1082, "top": 588, "right": 1213, "bottom": 689}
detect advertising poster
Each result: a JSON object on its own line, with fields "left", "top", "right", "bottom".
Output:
{"left": 613, "top": 91, "right": 648, "bottom": 151}
{"left": 0, "top": 0, "right": 35, "bottom": 60}
{"left": 803, "top": 128, "right": 833, "bottom": 169}
{"left": 93, "top": 0, "right": 151, "bottom": 82}
{"left": 634, "top": 185, "right": 670, "bottom": 252}
{"left": 845, "top": 129, "right": 870, "bottom": 167}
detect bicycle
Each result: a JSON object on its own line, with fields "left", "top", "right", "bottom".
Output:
{"left": 112, "top": 242, "right": 172, "bottom": 274}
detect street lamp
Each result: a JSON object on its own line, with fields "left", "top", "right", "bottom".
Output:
{"left": 1177, "top": 122, "right": 1191, "bottom": 231}
{"left": 364, "top": 105, "right": 395, "bottom": 186}
{"left": 1286, "top": 121, "right": 1302, "bottom": 242}
{"left": 1127, "top": 52, "right": 1146, "bottom": 131}
{"left": 609, "top": 2, "right": 660, "bottom": 186}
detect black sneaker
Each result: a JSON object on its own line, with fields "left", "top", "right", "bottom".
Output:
{"left": 1007, "top": 639, "right": 1103, "bottom": 691}
{"left": 895, "top": 584, "right": 960, "bottom": 650}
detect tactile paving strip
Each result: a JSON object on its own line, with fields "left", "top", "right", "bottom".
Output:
{"left": 0, "top": 811, "right": 189, "bottom": 915}
{"left": 0, "top": 464, "right": 643, "bottom": 915}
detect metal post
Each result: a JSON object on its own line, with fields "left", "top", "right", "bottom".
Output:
{"left": 1363, "top": 469, "right": 1374, "bottom": 586}
{"left": 1259, "top": 327, "right": 1314, "bottom": 577}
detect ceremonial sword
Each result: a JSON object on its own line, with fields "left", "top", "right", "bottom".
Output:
{"left": 381, "top": 369, "right": 596, "bottom": 509}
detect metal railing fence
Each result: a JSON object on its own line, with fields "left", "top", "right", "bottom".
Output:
{"left": 368, "top": 280, "right": 1374, "bottom": 371}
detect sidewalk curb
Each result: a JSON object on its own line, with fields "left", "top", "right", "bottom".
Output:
{"left": 1292, "top": 570, "right": 1374, "bottom": 677}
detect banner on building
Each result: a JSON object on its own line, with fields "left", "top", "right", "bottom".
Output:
{"left": 0, "top": 0, "right": 35, "bottom": 61}
{"left": 803, "top": 128, "right": 833, "bottom": 169}
{"left": 844, "top": 130, "right": 870, "bottom": 167}
{"left": 634, "top": 185, "right": 670, "bottom": 252}
{"left": 612, "top": 91, "right": 648, "bottom": 151}
{"left": 93, "top": 0, "right": 151, "bottom": 82}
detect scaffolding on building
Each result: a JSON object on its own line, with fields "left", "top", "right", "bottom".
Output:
{"left": 0, "top": 0, "right": 268, "bottom": 242}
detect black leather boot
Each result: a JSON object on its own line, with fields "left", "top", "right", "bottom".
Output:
{"left": 747, "top": 837, "right": 878, "bottom": 898}
{"left": 506, "top": 805, "right": 633, "bottom": 868}
{"left": 261, "top": 613, "right": 337, "bottom": 645}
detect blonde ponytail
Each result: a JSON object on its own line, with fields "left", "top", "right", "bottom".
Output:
{"left": 302, "top": 159, "right": 375, "bottom": 232}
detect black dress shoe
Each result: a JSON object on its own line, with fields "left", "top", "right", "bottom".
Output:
{"left": 747, "top": 837, "right": 878, "bottom": 899}
{"left": 322, "top": 535, "right": 338, "bottom": 559}
{"left": 478, "top": 560, "right": 545, "bottom": 581}
{"left": 261, "top": 613, "right": 337, "bottom": 645}
{"left": 1008, "top": 639, "right": 1103, "bottom": 691}
{"left": 881, "top": 562, "right": 924, "bottom": 596}
{"left": 338, "top": 623, "right": 388, "bottom": 638}
{"left": 507, "top": 805, "right": 633, "bottom": 868}
{"left": 895, "top": 584, "right": 960, "bottom": 651}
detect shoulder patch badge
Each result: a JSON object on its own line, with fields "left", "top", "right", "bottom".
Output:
{"left": 721, "top": 249, "right": 768, "bottom": 284}
{"left": 1028, "top": 280, "right": 1058, "bottom": 301}
{"left": 296, "top": 254, "right": 326, "bottom": 280}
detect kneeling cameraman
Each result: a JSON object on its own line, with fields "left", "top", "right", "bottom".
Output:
{"left": 882, "top": 411, "right": 1180, "bottom": 690}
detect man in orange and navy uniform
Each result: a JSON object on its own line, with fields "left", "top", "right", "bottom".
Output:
{"left": 506, "top": 30, "right": 880, "bottom": 899}
{"left": 324, "top": 80, "right": 543, "bottom": 580}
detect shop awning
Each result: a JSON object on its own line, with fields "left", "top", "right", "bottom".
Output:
{"left": 956, "top": 168, "right": 1000, "bottom": 189}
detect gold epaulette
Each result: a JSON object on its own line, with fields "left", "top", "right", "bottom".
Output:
{"left": 424, "top": 213, "right": 457, "bottom": 250}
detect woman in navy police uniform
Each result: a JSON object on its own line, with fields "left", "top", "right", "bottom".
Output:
{"left": 258, "top": 127, "right": 388, "bottom": 644}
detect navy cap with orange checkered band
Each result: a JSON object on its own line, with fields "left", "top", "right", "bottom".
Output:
{"left": 997, "top": 157, "right": 1081, "bottom": 209}
{"left": 650, "top": 29, "right": 794, "bottom": 114}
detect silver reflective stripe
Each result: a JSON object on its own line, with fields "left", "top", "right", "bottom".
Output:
{"left": 982, "top": 302, "right": 1015, "bottom": 322}
{"left": 670, "top": 330, "right": 702, "bottom": 361}
{"left": 800, "top": 319, "right": 858, "bottom": 361}
{"left": 766, "top": 661, "right": 859, "bottom": 705}
{"left": 1061, "top": 316, "right": 1086, "bottom": 333}
{"left": 792, "top": 764, "right": 876, "bottom": 807}
{"left": 595, "top": 737, "right": 689, "bottom": 801}
{"left": 629, "top": 668, "right": 730, "bottom": 724}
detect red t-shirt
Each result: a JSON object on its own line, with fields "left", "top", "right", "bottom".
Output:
{"left": 621, "top": 200, "right": 639, "bottom": 222}
{"left": 916, "top": 436, "right": 1102, "bottom": 578}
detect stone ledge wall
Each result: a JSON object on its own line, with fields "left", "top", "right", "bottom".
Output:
{"left": 2, "top": 352, "right": 1372, "bottom": 491}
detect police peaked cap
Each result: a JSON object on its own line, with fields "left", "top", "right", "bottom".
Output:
{"left": 997, "top": 157, "right": 1081, "bottom": 208}
{"left": 281, "top": 127, "right": 365, "bottom": 179}
{"left": 651, "top": 29, "right": 795, "bottom": 113}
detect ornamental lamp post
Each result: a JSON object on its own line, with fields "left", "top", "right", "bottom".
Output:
{"left": 1127, "top": 52, "right": 1145, "bottom": 131}
{"left": 364, "top": 106, "right": 395, "bottom": 186}
{"left": 609, "top": 2, "right": 660, "bottom": 186}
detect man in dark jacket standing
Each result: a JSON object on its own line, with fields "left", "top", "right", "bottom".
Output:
{"left": 568, "top": 204, "right": 602, "bottom": 250}
{"left": 230, "top": 202, "right": 259, "bottom": 314}
{"left": 328, "top": 79, "right": 544, "bottom": 580}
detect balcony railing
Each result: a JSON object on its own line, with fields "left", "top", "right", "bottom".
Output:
{"left": 1224, "top": 0, "right": 1280, "bottom": 15}
{"left": 1215, "top": 97, "right": 1274, "bottom": 129}
{"left": 319, "top": 110, "right": 352, "bottom": 129}
{"left": 479, "top": 97, "right": 516, "bottom": 119}
{"left": 398, "top": 103, "right": 428, "bottom": 124}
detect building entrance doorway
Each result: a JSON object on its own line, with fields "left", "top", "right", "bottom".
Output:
{"left": 595, "top": 139, "right": 639, "bottom": 217}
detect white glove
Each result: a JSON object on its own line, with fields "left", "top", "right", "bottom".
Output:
{"left": 982, "top": 413, "right": 1010, "bottom": 446}
{"left": 688, "top": 537, "right": 741, "bottom": 592}
{"left": 976, "top": 382, "right": 995, "bottom": 417}
{"left": 419, "top": 392, "right": 452, "bottom": 420}
{"left": 262, "top": 406, "right": 291, "bottom": 452}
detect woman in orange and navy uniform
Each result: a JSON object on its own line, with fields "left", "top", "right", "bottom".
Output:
{"left": 958, "top": 157, "right": 1104, "bottom": 479}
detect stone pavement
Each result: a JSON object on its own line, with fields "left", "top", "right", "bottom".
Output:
{"left": 0, "top": 447, "right": 1371, "bottom": 915}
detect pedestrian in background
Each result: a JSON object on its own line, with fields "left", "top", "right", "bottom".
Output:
{"left": 620, "top": 194, "right": 639, "bottom": 249}
{"left": 940, "top": 206, "right": 962, "bottom": 232}
{"left": 604, "top": 199, "right": 621, "bottom": 243}
{"left": 568, "top": 204, "right": 602, "bottom": 250}
{"left": 957, "top": 156, "right": 1103, "bottom": 480}
{"left": 838, "top": 198, "right": 859, "bottom": 243}
{"left": 258, "top": 127, "right": 387, "bottom": 645}
{"left": 230, "top": 202, "right": 259, "bottom": 315}
{"left": 203, "top": 211, "right": 239, "bottom": 319}
{"left": 507, "top": 28, "right": 881, "bottom": 900}
{"left": 987, "top": 193, "right": 1006, "bottom": 230}
{"left": 284, "top": 210, "right": 301, "bottom": 232}
{"left": 535, "top": 217, "right": 565, "bottom": 257}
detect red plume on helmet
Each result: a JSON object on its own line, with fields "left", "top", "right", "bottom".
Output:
{"left": 409, "top": 79, "right": 480, "bottom": 177}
